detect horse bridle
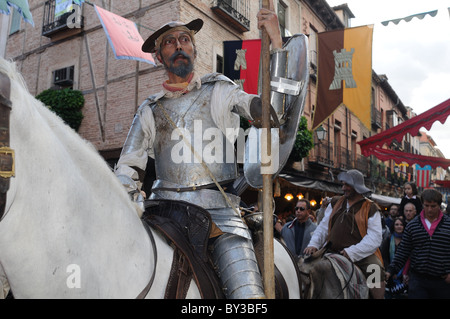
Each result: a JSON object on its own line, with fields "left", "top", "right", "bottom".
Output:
{"left": 0, "top": 72, "right": 14, "bottom": 221}
{"left": 298, "top": 254, "right": 355, "bottom": 299}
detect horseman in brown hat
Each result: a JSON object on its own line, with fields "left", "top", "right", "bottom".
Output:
{"left": 304, "top": 169, "right": 386, "bottom": 299}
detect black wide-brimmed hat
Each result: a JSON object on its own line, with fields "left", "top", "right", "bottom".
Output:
{"left": 142, "top": 18, "right": 203, "bottom": 53}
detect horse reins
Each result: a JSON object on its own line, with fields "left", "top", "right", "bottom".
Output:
{"left": 135, "top": 220, "right": 158, "bottom": 299}
{"left": 299, "top": 253, "right": 356, "bottom": 299}
{"left": 0, "top": 72, "right": 14, "bottom": 221}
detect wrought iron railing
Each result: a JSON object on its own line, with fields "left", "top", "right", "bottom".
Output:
{"left": 310, "top": 140, "right": 334, "bottom": 167}
{"left": 212, "top": 0, "right": 250, "bottom": 32}
{"left": 42, "top": 0, "right": 83, "bottom": 37}
{"left": 371, "top": 107, "right": 382, "bottom": 129}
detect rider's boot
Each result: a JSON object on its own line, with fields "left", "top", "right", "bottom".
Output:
{"left": 211, "top": 233, "right": 265, "bottom": 299}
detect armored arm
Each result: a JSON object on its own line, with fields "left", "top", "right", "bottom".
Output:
{"left": 115, "top": 99, "right": 155, "bottom": 204}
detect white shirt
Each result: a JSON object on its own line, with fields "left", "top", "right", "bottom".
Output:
{"left": 307, "top": 201, "right": 383, "bottom": 262}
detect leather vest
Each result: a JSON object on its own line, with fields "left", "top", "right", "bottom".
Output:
{"left": 150, "top": 82, "right": 238, "bottom": 189}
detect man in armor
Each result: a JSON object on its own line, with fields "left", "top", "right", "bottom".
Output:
{"left": 115, "top": 5, "right": 304, "bottom": 299}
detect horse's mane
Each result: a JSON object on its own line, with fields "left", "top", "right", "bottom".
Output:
{"left": 2, "top": 58, "right": 99, "bottom": 163}
{"left": 1, "top": 57, "right": 139, "bottom": 214}
{"left": 0, "top": 58, "right": 29, "bottom": 92}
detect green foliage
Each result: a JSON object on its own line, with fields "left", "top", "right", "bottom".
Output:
{"left": 289, "top": 116, "right": 314, "bottom": 162}
{"left": 36, "top": 88, "right": 85, "bottom": 131}
{"left": 240, "top": 115, "right": 314, "bottom": 162}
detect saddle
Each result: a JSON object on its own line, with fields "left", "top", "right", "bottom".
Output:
{"left": 324, "top": 253, "right": 369, "bottom": 299}
{"left": 142, "top": 200, "right": 297, "bottom": 299}
{"left": 142, "top": 199, "right": 223, "bottom": 299}
{"left": 302, "top": 245, "right": 369, "bottom": 299}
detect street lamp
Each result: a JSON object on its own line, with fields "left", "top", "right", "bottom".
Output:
{"left": 316, "top": 125, "right": 327, "bottom": 141}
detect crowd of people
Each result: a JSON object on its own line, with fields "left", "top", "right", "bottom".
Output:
{"left": 274, "top": 173, "right": 450, "bottom": 299}
{"left": 111, "top": 1, "right": 449, "bottom": 299}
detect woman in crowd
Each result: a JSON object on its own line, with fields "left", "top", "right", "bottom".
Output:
{"left": 381, "top": 217, "right": 408, "bottom": 298}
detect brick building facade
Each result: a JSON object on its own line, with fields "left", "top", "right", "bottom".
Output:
{"left": 4, "top": 0, "right": 439, "bottom": 209}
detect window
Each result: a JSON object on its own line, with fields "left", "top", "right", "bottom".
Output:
{"left": 277, "top": 1, "right": 287, "bottom": 37}
{"left": 351, "top": 130, "right": 357, "bottom": 167}
{"left": 9, "top": 8, "right": 21, "bottom": 35}
{"left": 334, "top": 120, "right": 341, "bottom": 167}
{"left": 53, "top": 65, "right": 74, "bottom": 88}
{"left": 216, "top": 54, "right": 224, "bottom": 74}
{"left": 392, "top": 111, "right": 399, "bottom": 126}
{"left": 309, "top": 26, "right": 318, "bottom": 67}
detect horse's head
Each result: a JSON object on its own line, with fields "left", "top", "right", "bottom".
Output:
{"left": 297, "top": 243, "right": 334, "bottom": 299}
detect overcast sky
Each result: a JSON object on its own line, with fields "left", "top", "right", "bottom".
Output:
{"left": 325, "top": 0, "right": 450, "bottom": 158}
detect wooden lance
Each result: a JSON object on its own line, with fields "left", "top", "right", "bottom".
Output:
{"left": 260, "top": 0, "right": 275, "bottom": 299}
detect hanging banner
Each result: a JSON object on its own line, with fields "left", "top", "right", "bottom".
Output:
{"left": 223, "top": 37, "right": 290, "bottom": 94}
{"left": 313, "top": 25, "right": 373, "bottom": 130}
{"left": 55, "top": 0, "right": 74, "bottom": 18}
{"left": 381, "top": 9, "right": 438, "bottom": 26}
{"left": 416, "top": 164, "right": 432, "bottom": 188}
{"left": 94, "top": 5, "right": 155, "bottom": 65}
{"left": 0, "top": 0, "right": 34, "bottom": 26}
{"left": 223, "top": 39, "right": 262, "bottom": 94}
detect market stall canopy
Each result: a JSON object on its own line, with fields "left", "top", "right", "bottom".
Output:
{"left": 365, "top": 147, "right": 450, "bottom": 169}
{"left": 278, "top": 173, "right": 343, "bottom": 194}
{"left": 433, "top": 180, "right": 450, "bottom": 188}
{"left": 358, "top": 98, "right": 450, "bottom": 168}
{"left": 370, "top": 193, "right": 401, "bottom": 206}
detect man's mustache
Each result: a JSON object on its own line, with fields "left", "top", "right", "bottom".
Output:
{"left": 169, "top": 51, "right": 191, "bottom": 64}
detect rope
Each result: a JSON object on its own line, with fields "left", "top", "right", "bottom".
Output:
{"left": 155, "top": 101, "right": 241, "bottom": 217}
{"left": 83, "top": 0, "right": 155, "bottom": 31}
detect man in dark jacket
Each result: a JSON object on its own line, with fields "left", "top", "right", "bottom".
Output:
{"left": 281, "top": 199, "right": 317, "bottom": 259}
{"left": 386, "top": 188, "right": 450, "bottom": 298}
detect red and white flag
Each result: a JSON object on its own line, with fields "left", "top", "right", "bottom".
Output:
{"left": 416, "top": 164, "right": 432, "bottom": 188}
{"left": 94, "top": 5, "right": 155, "bottom": 65}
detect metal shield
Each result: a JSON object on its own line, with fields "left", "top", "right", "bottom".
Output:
{"left": 244, "top": 34, "right": 309, "bottom": 188}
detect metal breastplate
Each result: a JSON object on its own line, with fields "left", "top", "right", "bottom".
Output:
{"left": 150, "top": 83, "right": 238, "bottom": 189}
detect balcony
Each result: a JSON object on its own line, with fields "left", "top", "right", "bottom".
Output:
{"left": 334, "top": 147, "right": 357, "bottom": 171}
{"left": 211, "top": 0, "right": 250, "bottom": 33}
{"left": 356, "top": 155, "right": 369, "bottom": 173}
{"left": 42, "top": 0, "right": 83, "bottom": 38}
{"left": 371, "top": 107, "right": 382, "bottom": 129}
{"left": 309, "top": 140, "right": 334, "bottom": 168}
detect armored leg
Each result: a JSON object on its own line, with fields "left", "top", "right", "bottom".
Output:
{"left": 211, "top": 233, "right": 265, "bottom": 299}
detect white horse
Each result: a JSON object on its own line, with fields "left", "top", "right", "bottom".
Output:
{"left": 0, "top": 58, "right": 300, "bottom": 299}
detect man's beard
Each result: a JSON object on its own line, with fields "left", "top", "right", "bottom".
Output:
{"left": 344, "top": 188, "right": 358, "bottom": 200}
{"left": 165, "top": 51, "right": 194, "bottom": 78}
